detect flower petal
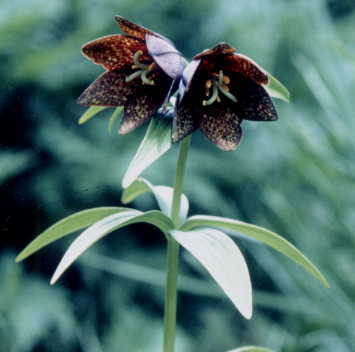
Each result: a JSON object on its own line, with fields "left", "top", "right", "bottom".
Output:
{"left": 115, "top": 15, "right": 153, "bottom": 40}
{"left": 82, "top": 35, "right": 148, "bottom": 71}
{"left": 77, "top": 70, "right": 137, "bottom": 106}
{"left": 179, "top": 59, "right": 201, "bottom": 102}
{"left": 230, "top": 73, "right": 278, "bottom": 121}
{"left": 199, "top": 106, "right": 243, "bottom": 151}
{"left": 225, "top": 53, "right": 268, "bottom": 85}
{"left": 146, "top": 34, "right": 186, "bottom": 80}
{"left": 172, "top": 97, "right": 199, "bottom": 143}
{"left": 119, "top": 72, "right": 172, "bottom": 134}
{"left": 194, "top": 42, "right": 236, "bottom": 59}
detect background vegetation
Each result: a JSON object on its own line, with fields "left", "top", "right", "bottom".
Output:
{"left": 1, "top": 0, "right": 354, "bottom": 351}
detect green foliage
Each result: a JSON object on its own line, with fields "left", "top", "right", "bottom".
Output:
{"left": 182, "top": 215, "right": 328, "bottom": 287}
{"left": 16, "top": 207, "right": 128, "bottom": 261}
{"left": 122, "top": 177, "right": 189, "bottom": 221}
{"left": 3, "top": 0, "right": 355, "bottom": 351}
{"left": 122, "top": 116, "right": 172, "bottom": 188}
{"left": 171, "top": 228, "right": 252, "bottom": 319}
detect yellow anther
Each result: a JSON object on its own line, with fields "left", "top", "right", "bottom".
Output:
{"left": 205, "top": 80, "right": 212, "bottom": 89}
{"left": 222, "top": 85, "right": 229, "bottom": 92}
{"left": 223, "top": 75, "right": 230, "bottom": 85}
{"left": 148, "top": 62, "right": 157, "bottom": 71}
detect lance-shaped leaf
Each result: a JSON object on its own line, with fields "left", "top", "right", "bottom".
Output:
{"left": 122, "top": 177, "right": 189, "bottom": 222}
{"left": 170, "top": 228, "right": 252, "bottom": 319}
{"left": 227, "top": 347, "right": 274, "bottom": 352}
{"left": 51, "top": 210, "right": 173, "bottom": 284}
{"left": 108, "top": 107, "right": 123, "bottom": 133}
{"left": 16, "top": 207, "right": 129, "bottom": 262}
{"left": 78, "top": 106, "right": 107, "bottom": 125}
{"left": 122, "top": 116, "right": 172, "bottom": 188}
{"left": 264, "top": 73, "right": 290, "bottom": 103}
{"left": 181, "top": 215, "right": 329, "bottom": 287}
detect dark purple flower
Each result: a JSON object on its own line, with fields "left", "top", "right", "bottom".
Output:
{"left": 173, "top": 43, "right": 277, "bottom": 151}
{"left": 77, "top": 16, "right": 186, "bottom": 134}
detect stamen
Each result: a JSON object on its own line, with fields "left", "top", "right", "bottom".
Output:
{"left": 223, "top": 75, "right": 230, "bottom": 84}
{"left": 202, "top": 85, "right": 218, "bottom": 106}
{"left": 218, "top": 85, "right": 238, "bottom": 103}
{"left": 202, "top": 70, "right": 237, "bottom": 105}
{"left": 125, "top": 70, "right": 144, "bottom": 82}
{"left": 141, "top": 70, "right": 155, "bottom": 85}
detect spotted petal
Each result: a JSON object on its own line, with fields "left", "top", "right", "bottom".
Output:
{"left": 119, "top": 72, "right": 172, "bottom": 134}
{"left": 77, "top": 70, "right": 138, "bottom": 106}
{"left": 230, "top": 73, "right": 278, "bottom": 121}
{"left": 115, "top": 15, "right": 153, "bottom": 40}
{"left": 199, "top": 105, "right": 243, "bottom": 151}
{"left": 225, "top": 53, "right": 268, "bottom": 85}
{"left": 172, "top": 98, "right": 199, "bottom": 143}
{"left": 82, "top": 35, "right": 148, "bottom": 71}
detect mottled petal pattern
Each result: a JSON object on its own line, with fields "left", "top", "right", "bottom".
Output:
{"left": 77, "top": 70, "right": 138, "bottom": 106}
{"left": 115, "top": 16, "right": 152, "bottom": 40}
{"left": 225, "top": 53, "right": 268, "bottom": 85}
{"left": 172, "top": 100, "right": 199, "bottom": 142}
{"left": 194, "top": 43, "right": 236, "bottom": 59}
{"left": 119, "top": 70, "right": 172, "bottom": 134}
{"left": 228, "top": 73, "right": 277, "bottom": 121}
{"left": 120, "top": 94, "right": 160, "bottom": 134}
{"left": 82, "top": 35, "right": 148, "bottom": 71}
{"left": 199, "top": 107, "right": 243, "bottom": 151}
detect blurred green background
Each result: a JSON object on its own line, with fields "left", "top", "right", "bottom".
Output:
{"left": 1, "top": 0, "right": 355, "bottom": 351}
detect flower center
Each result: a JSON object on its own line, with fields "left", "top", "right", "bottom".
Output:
{"left": 202, "top": 70, "right": 237, "bottom": 106}
{"left": 125, "top": 50, "right": 157, "bottom": 85}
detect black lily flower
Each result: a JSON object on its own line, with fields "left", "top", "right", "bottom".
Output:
{"left": 77, "top": 16, "right": 186, "bottom": 134}
{"left": 173, "top": 43, "right": 278, "bottom": 151}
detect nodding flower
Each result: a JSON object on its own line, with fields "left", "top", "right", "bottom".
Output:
{"left": 173, "top": 43, "right": 278, "bottom": 151}
{"left": 77, "top": 16, "right": 186, "bottom": 134}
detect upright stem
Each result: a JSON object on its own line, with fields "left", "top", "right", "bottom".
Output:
{"left": 163, "top": 135, "right": 191, "bottom": 352}
{"left": 171, "top": 135, "right": 191, "bottom": 227}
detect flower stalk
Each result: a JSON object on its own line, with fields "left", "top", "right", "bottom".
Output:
{"left": 163, "top": 135, "right": 191, "bottom": 352}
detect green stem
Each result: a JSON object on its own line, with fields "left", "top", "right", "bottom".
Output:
{"left": 171, "top": 135, "right": 191, "bottom": 227}
{"left": 163, "top": 135, "right": 191, "bottom": 352}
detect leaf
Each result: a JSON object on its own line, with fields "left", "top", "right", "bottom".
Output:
{"left": 264, "top": 73, "right": 290, "bottom": 102}
{"left": 16, "top": 207, "right": 128, "bottom": 262}
{"left": 51, "top": 210, "right": 173, "bottom": 284}
{"left": 182, "top": 215, "right": 329, "bottom": 287}
{"left": 227, "top": 346, "right": 274, "bottom": 352}
{"left": 121, "top": 177, "right": 189, "bottom": 222}
{"left": 78, "top": 106, "right": 107, "bottom": 124}
{"left": 122, "top": 116, "right": 172, "bottom": 188}
{"left": 108, "top": 107, "right": 123, "bottom": 133}
{"left": 170, "top": 228, "right": 252, "bottom": 319}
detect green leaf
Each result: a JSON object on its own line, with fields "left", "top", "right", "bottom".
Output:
{"left": 78, "top": 106, "right": 107, "bottom": 125}
{"left": 122, "top": 177, "right": 189, "bottom": 222}
{"left": 122, "top": 116, "right": 172, "bottom": 188}
{"left": 227, "top": 346, "right": 274, "bottom": 352}
{"left": 51, "top": 210, "right": 173, "bottom": 284}
{"left": 16, "top": 207, "right": 128, "bottom": 262}
{"left": 170, "top": 228, "right": 252, "bottom": 319}
{"left": 264, "top": 73, "right": 290, "bottom": 102}
{"left": 108, "top": 107, "right": 123, "bottom": 133}
{"left": 182, "top": 215, "right": 329, "bottom": 288}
